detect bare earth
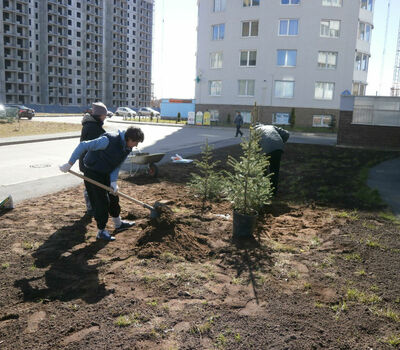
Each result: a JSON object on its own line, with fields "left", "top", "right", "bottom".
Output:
{"left": 0, "top": 144, "right": 400, "bottom": 349}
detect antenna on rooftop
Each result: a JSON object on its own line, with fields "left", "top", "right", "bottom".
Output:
{"left": 391, "top": 19, "right": 400, "bottom": 96}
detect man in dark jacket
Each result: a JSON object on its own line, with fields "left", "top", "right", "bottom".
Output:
{"left": 59, "top": 127, "right": 144, "bottom": 241}
{"left": 79, "top": 102, "right": 107, "bottom": 214}
{"left": 255, "top": 124, "right": 290, "bottom": 196}
{"left": 234, "top": 112, "right": 244, "bottom": 137}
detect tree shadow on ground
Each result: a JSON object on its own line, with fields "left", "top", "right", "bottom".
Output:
{"left": 14, "top": 214, "right": 112, "bottom": 304}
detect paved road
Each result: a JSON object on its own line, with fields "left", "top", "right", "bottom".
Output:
{"left": 0, "top": 118, "right": 337, "bottom": 204}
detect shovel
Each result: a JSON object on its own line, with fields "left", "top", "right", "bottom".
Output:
{"left": 68, "top": 170, "right": 161, "bottom": 219}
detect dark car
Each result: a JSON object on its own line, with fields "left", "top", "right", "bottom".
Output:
{"left": 7, "top": 105, "right": 35, "bottom": 120}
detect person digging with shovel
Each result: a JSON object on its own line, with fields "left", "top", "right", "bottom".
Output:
{"left": 59, "top": 126, "right": 145, "bottom": 241}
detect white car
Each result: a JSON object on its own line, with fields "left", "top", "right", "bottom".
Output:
{"left": 138, "top": 107, "right": 160, "bottom": 117}
{"left": 114, "top": 107, "right": 137, "bottom": 118}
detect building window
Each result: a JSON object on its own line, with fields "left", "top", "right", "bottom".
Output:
{"left": 355, "top": 52, "right": 369, "bottom": 71}
{"left": 238, "top": 80, "right": 255, "bottom": 96}
{"left": 274, "top": 81, "right": 294, "bottom": 98}
{"left": 272, "top": 113, "right": 290, "bottom": 125}
{"left": 313, "top": 115, "right": 333, "bottom": 127}
{"left": 314, "top": 82, "right": 335, "bottom": 100}
{"left": 352, "top": 82, "right": 366, "bottom": 96}
{"left": 212, "top": 24, "right": 225, "bottom": 40}
{"left": 318, "top": 51, "right": 338, "bottom": 69}
{"left": 279, "top": 19, "right": 298, "bottom": 36}
{"left": 240, "top": 50, "right": 257, "bottom": 67}
{"left": 322, "top": 0, "right": 342, "bottom": 7}
{"left": 361, "top": 0, "right": 373, "bottom": 11}
{"left": 358, "top": 22, "right": 372, "bottom": 41}
{"left": 209, "top": 110, "right": 220, "bottom": 121}
{"left": 277, "top": 50, "right": 297, "bottom": 67}
{"left": 320, "top": 20, "right": 340, "bottom": 38}
{"left": 213, "top": 0, "right": 226, "bottom": 12}
{"left": 243, "top": 0, "right": 259, "bottom": 7}
{"left": 242, "top": 20, "right": 259, "bottom": 37}
{"left": 210, "top": 52, "right": 223, "bottom": 69}
{"left": 209, "top": 80, "right": 222, "bottom": 96}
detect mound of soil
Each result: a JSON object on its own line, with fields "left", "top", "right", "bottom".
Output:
{"left": 135, "top": 205, "right": 210, "bottom": 260}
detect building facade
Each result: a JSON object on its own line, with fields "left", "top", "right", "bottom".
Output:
{"left": 0, "top": 0, "right": 153, "bottom": 108}
{"left": 195, "top": 0, "right": 374, "bottom": 127}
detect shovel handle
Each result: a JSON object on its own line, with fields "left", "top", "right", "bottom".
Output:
{"left": 68, "top": 170, "right": 155, "bottom": 211}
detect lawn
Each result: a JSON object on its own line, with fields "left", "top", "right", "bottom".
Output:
{"left": 0, "top": 143, "right": 399, "bottom": 349}
{"left": 0, "top": 120, "right": 81, "bottom": 138}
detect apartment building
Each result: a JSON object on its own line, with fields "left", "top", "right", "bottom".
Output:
{"left": 195, "top": 0, "right": 374, "bottom": 127}
{"left": 0, "top": 0, "right": 153, "bottom": 108}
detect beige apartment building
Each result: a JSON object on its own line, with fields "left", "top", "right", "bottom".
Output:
{"left": 195, "top": 0, "right": 374, "bottom": 127}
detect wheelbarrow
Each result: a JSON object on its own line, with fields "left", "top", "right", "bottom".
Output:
{"left": 125, "top": 152, "right": 165, "bottom": 178}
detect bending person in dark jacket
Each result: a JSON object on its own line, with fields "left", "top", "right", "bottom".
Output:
{"left": 59, "top": 127, "right": 144, "bottom": 241}
{"left": 79, "top": 102, "right": 107, "bottom": 215}
{"left": 255, "top": 124, "right": 290, "bottom": 196}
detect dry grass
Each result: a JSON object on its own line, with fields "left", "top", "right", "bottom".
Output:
{"left": 0, "top": 120, "right": 81, "bottom": 138}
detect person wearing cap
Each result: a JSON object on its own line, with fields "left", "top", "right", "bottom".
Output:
{"left": 255, "top": 124, "right": 290, "bottom": 196}
{"left": 79, "top": 102, "right": 107, "bottom": 215}
{"left": 59, "top": 125, "right": 145, "bottom": 241}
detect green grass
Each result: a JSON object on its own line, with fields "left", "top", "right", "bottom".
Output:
{"left": 114, "top": 315, "right": 132, "bottom": 327}
{"left": 343, "top": 253, "right": 362, "bottom": 262}
{"left": 379, "top": 211, "right": 400, "bottom": 224}
{"left": 337, "top": 210, "right": 359, "bottom": 221}
{"left": 374, "top": 308, "right": 400, "bottom": 322}
{"left": 346, "top": 288, "right": 382, "bottom": 304}
{"left": 382, "top": 333, "right": 400, "bottom": 346}
{"left": 1, "top": 262, "right": 10, "bottom": 269}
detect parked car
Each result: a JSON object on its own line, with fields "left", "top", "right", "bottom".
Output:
{"left": 137, "top": 107, "right": 160, "bottom": 117}
{"left": 114, "top": 107, "right": 137, "bottom": 118}
{"left": 7, "top": 105, "right": 35, "bottom": 119}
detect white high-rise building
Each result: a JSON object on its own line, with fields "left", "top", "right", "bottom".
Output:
{"left": 195, "top": 0, "right": 374, "bottom": 127}
{"left": 0, "top": 0, "right": 153, "bottom": 108}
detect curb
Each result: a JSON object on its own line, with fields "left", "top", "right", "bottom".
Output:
{"left": 0, "top": 133, "right": 80, "bottom": 147}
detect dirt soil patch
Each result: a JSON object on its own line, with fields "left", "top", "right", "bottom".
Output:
{"left": 0, "top": 120, "right": 81, "bottom": 138}
{"left": 1, "top": 144, "right": 400, "bottom": 349}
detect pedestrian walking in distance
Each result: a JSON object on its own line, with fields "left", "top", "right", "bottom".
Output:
{"left": 234, "top": 111, "right": 244, "bottom": 137}
{"left": 59, "top": 126, "right": 145, "bottom": 241}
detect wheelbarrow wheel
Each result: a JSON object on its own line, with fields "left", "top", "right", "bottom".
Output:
{"left": 148, "top": 163, "right": 158, "bottom": 177}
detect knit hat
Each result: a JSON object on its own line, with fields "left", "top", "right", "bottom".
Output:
{"left": 92, "top": 102, "right": 108, "bottom": 116}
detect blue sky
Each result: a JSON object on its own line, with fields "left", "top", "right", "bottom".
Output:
{"left": 152, "top": 0, "right": 400, "bottom": 99}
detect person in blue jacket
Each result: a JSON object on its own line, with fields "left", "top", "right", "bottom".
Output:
{"left": 59, "top": 126, "right": 144, "bottom": 241}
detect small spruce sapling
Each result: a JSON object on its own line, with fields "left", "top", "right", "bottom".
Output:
{"left": 177, "top": 112, "right": 181, "bottom": 124}
{"left": 188, "top": 140, "right": 222, "bottom": 207}
{"left": 224, "top": 127, "right": 273, "bottom": 215}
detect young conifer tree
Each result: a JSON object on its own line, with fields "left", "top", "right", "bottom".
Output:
{"left": 188, "top": 140, "right": 222, "bottom": 205}
{"left": 224, "top": 127, "right": 273, "bottom": 215}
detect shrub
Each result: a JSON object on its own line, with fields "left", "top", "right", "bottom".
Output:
{"left": 226, "top": 113, "right": 231, "bottom": 124}
{"left": 188, "top": 140, "right": 223, "bottom": 206}
{"left": 177, "top": 112, "right": 181, "bottom": 124}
